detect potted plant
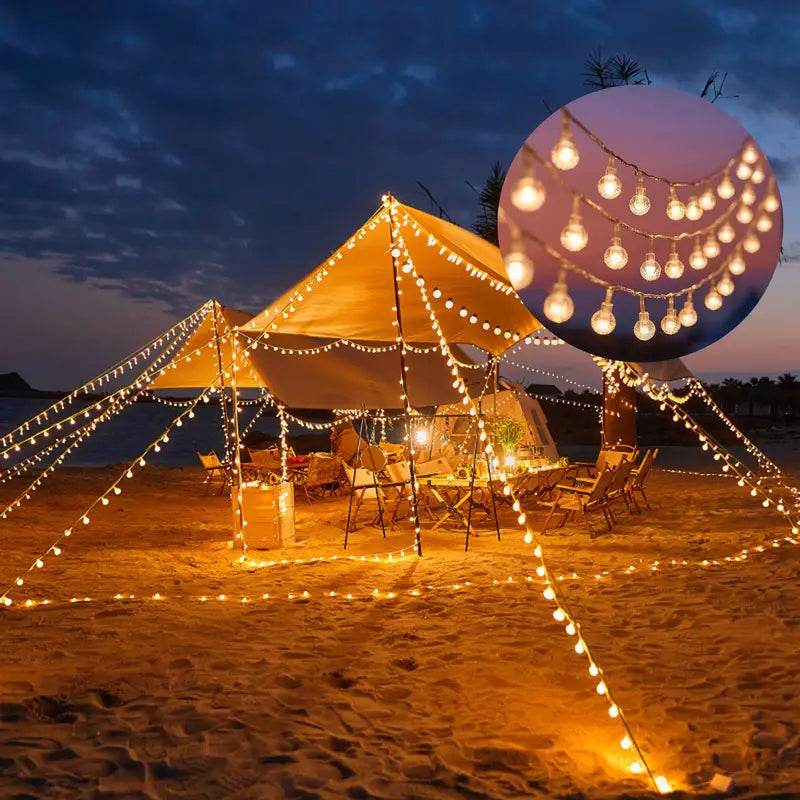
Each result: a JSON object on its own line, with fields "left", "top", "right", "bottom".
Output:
{"left": 494, "top": 416, "right": 525, "bottom": 466}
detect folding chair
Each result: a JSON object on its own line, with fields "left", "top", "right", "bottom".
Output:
{"left": 539, "top": 467, "right": 616, "bottom": 536}
{"left": 197, "top": 451, "right": 228, "bottom": 495}
{"left": 625, "top": 448, "right": 658, "bottom": 512}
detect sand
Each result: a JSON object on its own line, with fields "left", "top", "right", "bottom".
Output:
{"left": 1, "top": 462, "right": 800, "bottom": 799}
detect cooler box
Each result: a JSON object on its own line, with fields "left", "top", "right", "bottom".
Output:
{"left": 241, "top": 481, "right": 295, "bottom": 549}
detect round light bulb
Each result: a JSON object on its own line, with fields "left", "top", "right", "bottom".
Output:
{"left": 603, "top": 236, "right": 628, "bottom": 270}
{"left": 542, "top": 280, "right": 574, "bottom": 323}
{"left": 685, "top": 196, "right": 703, "bottom": 221}
{"left": 504, "top": 250, "right": 534, "bottom": 288}
{"left": 678, "top": 297, "right": 697, "bottom": 327}
{"left": 664, "top": 248, "right": 684, "bottom": 279}
{"left": 660, "top": 303, "right": 681, "bottom": 335}
{"left": 736, "top": 161, "right": 752, "bottom": 180}
{"left": 742, "top": 232, "right": 760, "bottom": 253}
{"left": 717, "top": 272, "right": 735, "bottom": 296}
{"left": 633, "top": 310, "right": 656, "bottom": 341}
{"left": 717, "top": 222, "right": 735, "bottom": 244}
{"left": 740, "top": 183, "right": 756, "bottom": 206}
{"left": 705, "top": 286, "right": 723, "bottom": 310}
{"left": 702, "top": 234, "right": 720, "bottom": 259}
{"left": 689, "top": 240, "right": 707, "bottom": 270}
{"left": 717, "top": 173, "right": 735, "bottom": 199}
{"left": 560, "top": 215, "right": 589, "bottom": 252}
{"left": 736, "top": 203, "right": 754, "bottom": 224}
{"left": 552, "top": 119, "right": 579, "bottom": 170}
{"left": 728, "top": 250, "right": 746, "bottom": 275}
{"left": 640, "top": 251, "right": 661, "bottom": 281}
{"left": 598, "top": 161, "right": 622, "bottom": 199}
{"left": 629, "top": 180, "right": 650, "bottom": 216}
{"left": 755, "top": 212, "right": 772, "bottom": 232}
{"left": 751, "top": 164, "right": 765, "bottom": 184}
{"left": 763, "top": 191, "right": 780, "bottom": 213}
{"left": 741, "top": 141, "right": 759, "bottom": 164}
{"left": 666, "top": 192, "right": 685, "bottom": 221}
{"left": 591, "top": 293, "right": 616, "bottom": 335}
{"left": 511, "top": 174, "right": 546, "bottom": 212}
{"left": 699, "top": 185, "right": 717, "bottom": 211}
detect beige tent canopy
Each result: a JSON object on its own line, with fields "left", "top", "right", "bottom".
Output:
{"left": 242, "top": 197, "right": 542, "bottom": 353}
{"left": 151, "top": 301, "right": 489, "bottom": 409}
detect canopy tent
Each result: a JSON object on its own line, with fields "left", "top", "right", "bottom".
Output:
{"left": 430, "top": 379, "right": 559, "bottom": 464}
{"left": 150, "top": 300, "right": 488, "bottom": 409}
{"left": 242, "top": 198, "right": 542, "bottom": 353}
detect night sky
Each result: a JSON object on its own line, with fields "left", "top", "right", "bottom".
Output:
{"left": 1, "top": 1, "right": 799, "bottom": 388}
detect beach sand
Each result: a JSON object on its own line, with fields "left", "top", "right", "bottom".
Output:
{"left": 1, "top": 461, "right": 800, "bottom": 799}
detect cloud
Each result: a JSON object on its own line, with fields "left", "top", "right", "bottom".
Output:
{"left": 115, "top": 175, "right": 142, "bottom": 189}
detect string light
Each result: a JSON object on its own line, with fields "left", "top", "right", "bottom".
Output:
{"left": 717, "top": 221, "right": 735, "bottom": 243}
{"left": 736, "top": 202, "right": 754, "bottom": 225}
{"left": 740, "top": 183, "right": 756, "bottom": 206}
{"left": 597, "top": 155, "right": 622, "bottom": 199}
{"left": 688, "top": 237, "right": 707, "bottom": 270}
{"left": 664, "top": 242, "right": 684, "bottom": 279}
{"left": 551, "top": 109, "right": 580, "bottom": 170}
{"left": 660, "top": 296, "right": 681, "bottom": 335}
{"left": 511, "top": 149, "right": 546, "bottom": 211}
{"left": 755, "top": 211, "right": 773, "bottom": 232}
{"left": 736, "top": 160, "right": 753, "bottom": 180}
{"left": 629, "top": 172, "right": 650, "bottom": 216}
{"left": 763, "top": 181, "right": 780, "bottom": 213}
{"left": 717, "top": 169, "right": 735, "bottom": 199}
{"left": 698, "top": 182, "right": 717, "bottom": 211}
{"left": 742, "top": 230, "right": 760, "bottom": 253}
{"left": 603, "top": 222, "right": 628, "bottom": 270}
{"left": 678, "top": 292, "right": 698, "bottom": 327}
{"left": 684, "top": 195, "right": 702, "bottom": 221}
{"left": 716, "top": 271, "right": 735, "bottom": 297}
{"left": 704, "top": 285, "right": 723, "bottom": 311}
{"left": 702, "top": 232, "right": 720, "bottom": 259}
{"left": 633, "top": 296, "right": 656, "bottom": 341}
{"left": 591, "top": 288, "right": 616, "bottom": 335}
{"left": 639, "top": 238, "right": 661, "bottom": 281}
{"left": 560, "top": 196, "right": 589, "bottom": 252}
{"left": 503, "top": 225, "right": 534, "bottom": 289}
{"left": 542, "top": 270, "right": 574, "bottom": 323}
{"left": 665, "top": 187, "right": 685, "bottom": 220}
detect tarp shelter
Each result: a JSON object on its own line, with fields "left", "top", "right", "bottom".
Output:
{"left": 242, "top": 198, "right": 541, "bottom": 352}
{"left": 430, "top": 379, "right": 559, "bottom": 464}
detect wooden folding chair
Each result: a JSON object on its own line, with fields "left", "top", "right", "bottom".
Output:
{"left": 539, "top": 467, "right": 616, "bottom": 536}
{"left": 625, "top": 448, "right": 657, "bottom": 512}
{"left": 197, "top": 451, "right": 228, "bottom": 495}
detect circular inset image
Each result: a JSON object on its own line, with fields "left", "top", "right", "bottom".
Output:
{"left": 498, "top": 85, "right": 783, "bottom": 361}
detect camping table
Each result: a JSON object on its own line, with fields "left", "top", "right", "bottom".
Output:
{"left": 418, "top": 475, "right": 497, "bottom": 532}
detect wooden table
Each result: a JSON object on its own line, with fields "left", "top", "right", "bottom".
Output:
{"left": 417, "top": 475, "right": 496, "bottom": 531}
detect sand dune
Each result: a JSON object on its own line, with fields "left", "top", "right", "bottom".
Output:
{"left": 1, "top": 464, "right": 800, "bottom": 798}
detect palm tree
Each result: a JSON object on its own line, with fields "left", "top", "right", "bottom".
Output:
{"left": 777, "top": 373, "right": 797, "bottom": 386}
{"left": 470, "top": 161, "right": 506, "bottom": 246}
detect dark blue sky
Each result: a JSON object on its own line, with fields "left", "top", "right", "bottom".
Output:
{"left": 1, "top": 0, "right": 799, "bottom": 386}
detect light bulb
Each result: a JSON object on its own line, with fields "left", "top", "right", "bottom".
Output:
{"left": 543, "top": 272, "right": 574, "bottom": 323}
{"left": 689, "top": 238, "right": 707, "bottom": 270}
{"left": 560, "top": 198, "right": 588, "bottom": 251}
{"left": 598, "top": 157, "right": 622, "bottom": 199}
{"left": 685, "top": 196, "right": 703, "bottom": 221}
{"left": 664, "top": 244, "right": 684, "bottom": 279}
{"left": 603, "top": 223, "right": 628, "bottom": 269}
{"left": 511, "top": 157, "right": 546, "bottom": 211}
{"left": 702, "top": 233, "right": 720, "bottom": 259}
{"left": 504, "top": 229, "right": 534, "bottom": 288}
{"left": 665, "top": 188, "right": 685, "bottom": 220}
{"left": 629, "top": 173, "right": 650, "bottom": 215}
{"left": 741, "top": 141, "right": 759, "bottom": 164}
{"left": 633, "top": 308, "right": 656, "bottom": 341}
{"left": 717, "top": 222, "right": 735, "bottom": 243}
{"left": 717, "top": 271, "right": 735, "bottom": 296}
{"left": 551, "top": 111, "right": 579, "bottom": 170}
{"left": 728, "top": 248, "right": 746, "bottom": 275}
{"left": 640, "top": 242, "right": 661, "bottom": 281}
{"left": 736, "top": 203, "right": 754, "bottom": 224}
{"left": 705, "top": 286, "right": 723, "bottom": 310}
{"left": 699, "top": 183, "right": 717, "bottom": 210}
{"left": 763, "top": 187, "right": 780, "bottom": 213}
{"left": 751, "top": 163, "right": 765, "bottom": 184}
{"left": 660, "top": 297, "right": 681, "bottom": 335}
{"left": 740, "top": 183, "right": 756, "bottom": 206}
{"left": 736, "top": 161, "right": 752, "bottom": 180}
{"left": 755, "top": 212, "right": 772, "bottom": 232}
{"left": 717, "top": 171, "right": 735, "bottom": 199}
{"left": 742, "top": 231, "right": 760, "bottom": 253}
{"left": 591, "top": 288, "right": 616, "bottom": 335}
{"left": 679, "top": 294, "right": 698, "bottom": 327}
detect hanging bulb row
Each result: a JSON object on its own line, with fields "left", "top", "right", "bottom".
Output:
{"left": 430, "top": 284, "right": 523, "bottom": 342}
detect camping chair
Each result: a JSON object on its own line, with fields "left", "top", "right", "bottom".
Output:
{"left": 602, "top": 458, "right": 636, "bottom": 517}
{"left": 298, "top": 453, "right": 345, "bottom": 502}
{"left": 197, "top": 451, "right": 228, "bottom": 495}
{"left": 331, "top": 422, "right": 371, "bottom": 466}
{"left": 523, "top": 466, "right": 567, "bottom": 504}
{"left": 625, "top": 449, "right": 658, "bottom": 512}
{"left": 568, "top": 447, "right": 636, "bottom": 480}
{"left": 539, "top": 466, "right": 616, "bottom": 536}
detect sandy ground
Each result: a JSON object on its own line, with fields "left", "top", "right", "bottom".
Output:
{"left": 1, "top": 461, "right": 800, "bottom": 799}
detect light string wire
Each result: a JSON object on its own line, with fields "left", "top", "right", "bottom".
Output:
{"left": 0, "top": 302, "right": 211, "bottom": 449}
{"left": 562, "top": 106, "right": 749, "bottom": 188}
{"left": 0, "top": 381, "right": 217, "bottom": 607}
{"left": 388, "top": 197, "right": 666, "bottom": 792}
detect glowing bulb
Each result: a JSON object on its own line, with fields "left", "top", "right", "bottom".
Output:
{"left": 756, "top": 212, "right": 773, "bottom": 232}
{"left": 736, "top": 204, "right": 753, "bottom": 225}
{"left": 742, "top": 231, "right": 760, "bottom": 253}
{"left": 742, "top": 140, "right": 759, "bottom": 164}
{"left": 633, "top": 308, "right": 656, "bottom": 341}
{"left": 511, "top": 169, "right": 546, "bottom": 212}
{"left": 717, "top": 171, "right": 735, "bottom": 199}
{"left": 414, "top": 428, "right": 429, "bottom": 446}
{"left": 660, "top": 297, "right": 681, "bottom": 335}
{"left": 560, "top": 198, "right": 588, "bottom": 251}
{"left": 596, "top": 681, "right": 607, "bottom": 695}
{"left": 620, "top": 736, "right": 632, "bottom": 750}
{"left": 591, "top": 288, "right": 616, "bottom": 335}
{"left": 689, "top": 238, "right": 707, "bottom": 270}
{"left": 705, "top": 286, "right": 723, "bottom": 310}
{"left": 654, "top": 776, "right": 671, "bottom": 793}
{"left": 504, "top": 233, "right": 534, "bottom": 288}
{"left": 630, "top": 761, "right": 643, "bottom": 775}
{"left": 445, "top": 298, "right": 454, "bottom": 309}
{"left": 664, "top": 244, "right": 684, "bottom": 279}
{"left": 597, "top": 156, "right": 622, "bottom": 199}
{"left": 665, "top": 188, "right": 685, "bottom": 221}
{"left": 432, "top": 287, "right": 442, "bottom": 299}
{"left": 751, "top": 163, "right": 765, "bottom": 184}
{"left": 726, "top": 252, "right": 744, "bottom": 278}
{"left": 551, "top": 112, "right": 579, "bottom": 170}
{"left": 639, "top": 247, "right": 661, "bottom": 281}
{"left": 604, "top": 224, "right": 628, "bottom": 269}
{"left": 717, "top": 222, "right": 735, "bottom": 243}
{"left": 740, "top": 182, "right": 756, "bottom": 206}
{"left": 717, "top": 271, "right": 735, "bottom": 297}
{"left": 553, "top": 609, "right": 566, "bottom": 622}
{"left": 702, "top": 233, "right": 720, "bottom": 259}
{"left": 736, "top": 161, "right": 752, "bottom": 180}
{"left": 542, "top": 273, "right": 574, "bottom": 323}
{"left": 629, "top": 173, "right": 650, "bottom": 215}
{"left": 763, "top": 187, "right": 780, "bottom": 213}
{"left": 699, "top": 183, "right": 717, "bottom": 211}
{"left": 685, "top": 195, "right": 702, "bottom": 221}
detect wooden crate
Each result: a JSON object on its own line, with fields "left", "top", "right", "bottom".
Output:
{"left": 241, "top": 481, "right": 295, "bottom": 549}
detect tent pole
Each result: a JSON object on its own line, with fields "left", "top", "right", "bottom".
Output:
{"left": 464, "top": 413, "right": 481, "bottom": 552}
{"left": 343, "top": 413, "right": 366, "bottom": 548}
{"left": 228, "top": 332, "right": 246, "bottom": 553}
{"left": 387, "top": 206, "right": 423, "bottom": 557}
